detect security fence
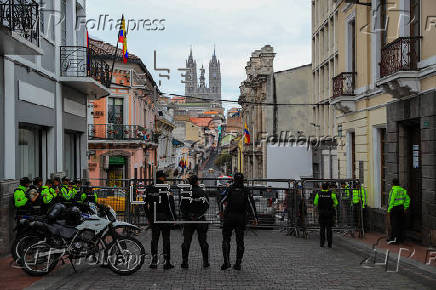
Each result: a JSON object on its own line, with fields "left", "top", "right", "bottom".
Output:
{"left": 86, "top": 177, "right": 365, "bottom": 236}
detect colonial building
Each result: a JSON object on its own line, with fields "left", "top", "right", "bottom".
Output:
{"left": 0, "top": 0, "right": 110, "bottom": 181}
{"left": 311, "top": 0, "right": 339, "bottom": 179}
{"left": 239, "top": 45, "right": 275, "bottom": 179}
{"left": 330, "top": 0, "right": 435, "bottom": 243}
{"left": 185, "top": 48, "right": 221, "bottom": 104}
{"left": 87, "top": 39, "right": 158, "bottom": 186}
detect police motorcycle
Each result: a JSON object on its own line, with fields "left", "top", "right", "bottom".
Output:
{"left": 20, "top": 202, "right": 145, "bottom": 276}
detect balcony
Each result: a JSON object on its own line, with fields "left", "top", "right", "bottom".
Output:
{"left": 0, "top": 0, "right": 42, "bottom": 55}
{"left": 330, "top": 72, "right": 356, "bottom": 113}
{"left": 88, "top": 124, "right": 158, "bottom": 145}
{"left": 60, "top": 46, "right": 111, "bottom": 99}
{"left": 378, "top": 37, "right": 421, "bottom": 99}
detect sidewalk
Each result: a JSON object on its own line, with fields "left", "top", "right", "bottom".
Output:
{"left": 0, "top": 256, "right": 42, "bottom": 290}
{"left": 335, "top": 231, "right": 436, "bottom": 279}
{"left": 353, "top": 232, "right": 436, "bottom": 266}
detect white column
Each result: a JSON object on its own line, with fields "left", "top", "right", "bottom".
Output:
{"left": 4, "top": 59, "right": 15, "bottom": 179}
{"left": 346, "top": 131, "right": 353, "bottom": 178}
{"left": 54, "top": 0, "right": 63, "bottom": 172}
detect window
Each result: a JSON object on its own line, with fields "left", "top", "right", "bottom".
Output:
{"left": 351, "top": 132, "right": 356, "bottom": 179}
{"left": 19, "top": 126, "right": 42, "bottom": 179}
{"left": 108, "top": 98, "right": 124, "bottom": 124}
{"left": 64, "top": 132, "right": 79, "bottom": 179}
{"left": 350, "top": 19, "right": 356, "bottom": 72}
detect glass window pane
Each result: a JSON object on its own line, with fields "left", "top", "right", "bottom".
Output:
{"left": 19, "top": 127, "right": 41, "bottom": 179}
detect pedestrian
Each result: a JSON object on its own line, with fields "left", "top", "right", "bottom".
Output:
{"left": 219, "top": 172, "right": 257, "bottom": 270}
{"left": 144, "top": 170, "right": 176, "bottom": 270}
{"left": 314, "top": 182, "right": 338, "bottom": 248}
{"left": 387, "top": 178, "right": 410, "bottom": 244}
{"left": 180, "top": 174, "right": 210, "bottom": 269}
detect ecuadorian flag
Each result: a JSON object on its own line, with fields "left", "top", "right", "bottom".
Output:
{"left": 118, "top": 15, "right": 128, "bottom": 63}
{"left": 244, "top": 122, "right": 250, "bottom": 144}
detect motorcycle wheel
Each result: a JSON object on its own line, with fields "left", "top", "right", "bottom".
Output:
{"left": 22, "top": 240, "right": 60, "bottom": 276}
{"left": 11, "top": 234, "right": 41, "bottom": 265}
{"left": 106, "top": 236, "right": 145, "bottom": 275}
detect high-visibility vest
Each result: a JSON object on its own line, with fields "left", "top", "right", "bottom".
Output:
{"left": 387, "top": 186, "right": 410, "bottom": 213}
{"left": 14, "top": 185, "right": 28, "bottom": 208}
{"left": 352, "top": 188, "right": 367, "bottom": 208}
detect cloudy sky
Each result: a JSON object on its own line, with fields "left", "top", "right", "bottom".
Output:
{"left": 86, "top": 0, "right": 312, "bottom": 110}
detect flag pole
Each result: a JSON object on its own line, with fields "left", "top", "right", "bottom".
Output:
{"left": 110, "top": 15, "right": 123, "bottom": 84}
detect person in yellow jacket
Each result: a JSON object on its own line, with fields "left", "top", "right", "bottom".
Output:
{"left": 14, "top": 177, "right": 31, "bottom": 214}
{"left": 387, "top": 178, "right": 410, "bottom": 244}
{"left": 40, "top": 179, "right": 57, "bottom": 212}
{"left": 60, "top": 177, "right": 75, "bottom": 202}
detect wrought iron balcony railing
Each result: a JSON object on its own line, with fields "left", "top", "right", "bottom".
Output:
{"left": 0, "top": 0, "right": 39, "bottom": 46}
{"left": 60, "top": 46, "right": 111, "bottom": 88}
{"left": 380, "top": 37, "right": 421, "bottom": 78}
{"left": 332, "top": 72, "right": 356, "bottom": 99}
{"left": 88, "top": 124, "right": 157, "bottom": 142}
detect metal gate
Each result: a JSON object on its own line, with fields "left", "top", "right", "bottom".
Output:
{"left": 88, "top": 177, "right": 365, "bottom": 236}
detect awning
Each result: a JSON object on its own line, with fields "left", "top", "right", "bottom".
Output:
{"left": 109, "top": 156, "right": 125, "bottom": 165}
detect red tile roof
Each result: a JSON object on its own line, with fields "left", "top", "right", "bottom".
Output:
{"left": 189, "top": 117, "right": 213, "bottom": 127}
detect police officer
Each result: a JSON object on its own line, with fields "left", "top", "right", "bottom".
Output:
{"left": 14, "top": 177, "right": 31, "bottom": 215}
{"left": 351, "top": 181, "right": 367, "bottom": 236}
{"left": 387, "top": 178, "right": 410, "bottom": 244}
{"left": 180, "top": 175, "right": 210, "bottom": 269}
{"left": 40, "top": 179, "right": 56, "bottom": 212}
{"left": 60, "top": 177, "right": 75, "bottom": 203}
{"left": 314, "top": 182, "right": 338, "bottom": 248}
{"left": 219, "top": 172, "right": 257, "bottom": 271}
{"left": 145, "top": 171, "right": 176, "bottom": 270}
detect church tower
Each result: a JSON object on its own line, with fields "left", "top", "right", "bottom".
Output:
{"left": 209, "top": 47, "right": 221, "bottom": 102}
{"left": 185, "top": 48, "right": 197, "bottom": 96}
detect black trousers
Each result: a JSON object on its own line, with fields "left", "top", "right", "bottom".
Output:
{"left": 222, "top": 213, "right": 245, "bottom": 264}
{"left": 181, "top": 223, "right": 209, "bottom": 263}
{"left": 390, "top": 206, "right": 405, "bottom": 242}
{"left": 319, "top": 220, "right": 333, "bottom": 247}
{"left": 151, "top": 223, "right": 171, "bottom": 264}
{"left": 352, "top": 203, "right": 362, "bottom": 229}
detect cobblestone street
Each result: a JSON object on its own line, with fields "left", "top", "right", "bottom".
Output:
{"left": 26, "top": 229, "right": 436, "bottom": 290}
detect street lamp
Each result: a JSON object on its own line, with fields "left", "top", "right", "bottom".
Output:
{"left": 344, "top": 0, "right": 371, "bottom": 6}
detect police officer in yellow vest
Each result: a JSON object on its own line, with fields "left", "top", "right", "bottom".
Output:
{"left": 387, "top": 178, "right": 410, "bottom": 244}
{"left": 314, "top": 183, "right": 338, "bottom": 248}
{"left": 351, "top": 181, "right": 367, "bottom": 233}
{"left": 14, "top": 177, "right": 31, "bottom": 214}
{"left": 60, "top": 177, "right": 75, "bottom": 203}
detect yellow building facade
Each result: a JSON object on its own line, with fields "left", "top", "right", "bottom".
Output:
{"left": 329, "top": 0, "right": 435, "bottom": 242}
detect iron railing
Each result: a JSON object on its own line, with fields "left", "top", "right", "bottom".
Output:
{"left": 0, "top": 0, "right": 39, "bottom": 46}
{"left": 60, "top": 46, "right": 111, "bottom": 88}
{"left": 88, "top": 124, "right": 157, "bottom": 141}
{"left": 332, "top": 72, "right": 356, "bottom": 99}
{"left": 380, "top": 36, "right": 421, "bottom": 78}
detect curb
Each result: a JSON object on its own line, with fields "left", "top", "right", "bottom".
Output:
{"left": 335, "top": 234, "right": 436, "bottom": 286}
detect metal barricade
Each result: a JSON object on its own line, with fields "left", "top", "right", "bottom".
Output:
{"left": 288, "top": 179, "right": 365, "bottom": 239}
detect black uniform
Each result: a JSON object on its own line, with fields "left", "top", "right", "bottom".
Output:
{"left": 144, "top": 182, "right": 176, "bottom": 265}
{"left": 180, "top": 184, "right": 210, "bottom": 266}
{"left": 220, "top": 183, "right": 257, "bottom": 266}
{"left": 315, "top": 189, "right": 337, "bottom": 247}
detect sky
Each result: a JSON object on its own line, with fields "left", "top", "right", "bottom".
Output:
{"left": 86, "top": 0, "right": 312, "bottom": 111}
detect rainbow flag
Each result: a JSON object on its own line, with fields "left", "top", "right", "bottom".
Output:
{"left": 244, "top": 122, "right": 250, "bottom": 144}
